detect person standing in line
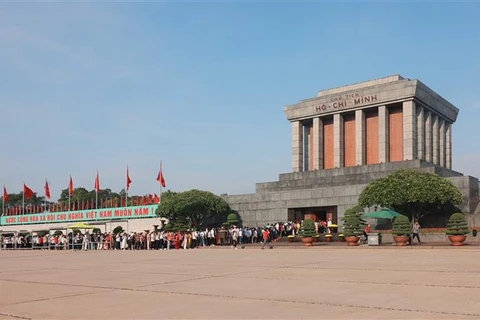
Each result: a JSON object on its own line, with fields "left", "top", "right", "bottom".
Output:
{"left": 412, "top": 220, "right": 422, "bottom": 244}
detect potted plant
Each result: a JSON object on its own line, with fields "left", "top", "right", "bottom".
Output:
{"left": 324, "top": 234, "right": 333, "bottom": 242}
{"left": 342, "top": 207, "right": 366, "bottom": 246}
{"left": 337, "top": 234, "right": 345, "bottom": 242}
{"left": 300, "top": 219, "right": 316, "bottom": 246}
{"left": 446, "top": 213, "right": 469, "bottom": 246}
{"left": 392, "top": 215, "right": 411, "bottom": 246}
{"left": 287, "top": 235, "right": 295, "bottom": 243}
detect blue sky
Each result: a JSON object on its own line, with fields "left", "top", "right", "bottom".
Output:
{"left": 1, "top": 1, "right": 479, "bottom": 201}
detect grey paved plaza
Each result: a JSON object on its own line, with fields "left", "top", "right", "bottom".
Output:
{"left": 1, "top": 247, "right": 480, "bottom": 319}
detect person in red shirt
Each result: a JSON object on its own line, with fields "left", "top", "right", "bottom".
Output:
{"left": 363, "top": 224, "right": 371, "bottom": 242}
{"left": 261, "top": 228, "right": 270, "bottom": 249}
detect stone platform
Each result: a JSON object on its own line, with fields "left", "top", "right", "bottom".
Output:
{"left": 1, "top": 247, "right": 480, "bottom": 319}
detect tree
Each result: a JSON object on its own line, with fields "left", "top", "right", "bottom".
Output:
{"left": 391, "top": 215, "right": 411, "bottom": 236}
{"left": 358, "top": 169, "right": 463, "bottom": 221}
{"left": 156, "top": 189, "right": 231, "bottom": 229}
{"left": 58, "top": 188, "right": 120, "bottom": 202}
{"left": 446, "top": 213, "right": 469, "bottom": 236}
{"left": 226, "top": 213, "right": 240, "bottom": 226}
{"left": 341, "top": 207, "right": 366, "bottom": 237}
{"left": 1, "top": 191, "right": 45, "bottom": 209}
{"left": 300, "top": 219, "right": 316, "bottom": 237}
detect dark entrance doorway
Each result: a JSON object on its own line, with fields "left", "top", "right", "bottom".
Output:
{"left": 288, "top": 206, "right": 337, "bottom": 224}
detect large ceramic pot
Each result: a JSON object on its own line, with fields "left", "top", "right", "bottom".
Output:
{"left": 448, "top": 235, "right": 467, "bottom": 246}
{"left": 301, "top": 237, "right": 314, "bottom": 246}
{"left": 394, "top": 235, "right": 409, "bottom": 246}
{"left": 325, "top": 236, "right": 332, "bottom": 242}
{"left": 288, "top": 237, "right": 294, "bottom": 243}
{"left": 345, "top": 236, "right": 359, "bottom": 246}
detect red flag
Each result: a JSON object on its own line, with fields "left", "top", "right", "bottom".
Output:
{"left": 137, "top": 196, "right": 141, "bottom": 206}
{"left": 72, "top": 202, "right": 76, "bottom": 211}
{"left": 126, "top": 167, "right": 132, "bottom": 191}
{"left": 23, "top": 183, "right": 34, "bottom": 199}
{"left": 121, "top": 197, "right": 125, "bottom": 207}
{"left": 68, "top": 176, "right": 74, "bottom": 197}
{"left": 156, "top": 164, "right": 166, "bottom": 187}
{"left": 101, "top": 198, "right": 104, "bottom": 208}
{"left": 94, "top": 171, "right": 100, "bottom": 192}
{"left": 44, "top": 180, "right": 51, "bottom": 200}
{"left": 3, "top": 186, "right": 8, "bottom": 203}
{"left": 148, "top": 194, "right": 153, "bottom": 204}
{"left": 154, "top": 194, "right": 159, "bottom": 204}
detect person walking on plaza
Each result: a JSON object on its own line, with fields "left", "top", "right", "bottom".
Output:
{"left": 82, "top": 232, "right": 89, "bottom": 251}
{"left": 231, "top": 226, "right": 238, "bottom": 249}
{"left": 261, "top": 228, "right": 270, "bottom": 249}
{"left": 412, "top": 220, "right": 422, "bottom": 244}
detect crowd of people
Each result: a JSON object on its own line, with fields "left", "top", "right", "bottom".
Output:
{"left": 0, "top": 219, "right": 338, "bottom": 250}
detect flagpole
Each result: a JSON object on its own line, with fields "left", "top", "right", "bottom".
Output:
{"left": 22, "top": 182, "right": 25, "bottom": 215}
{"left": 95, "top": 170, "right": 98, "bottom": 209}
{"left": 126, "top": 166, "right": 128, "bottom": 208}
{"left": 159, "top": 161, "right": 162, "bottom": 204}
{"left": 44, "top": 178, "right": 47, "bottom": 212}
{"left": 2, "top": 185, "right": 4, "bottom": 217}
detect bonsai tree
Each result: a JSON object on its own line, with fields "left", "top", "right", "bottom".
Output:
{"left": 446, "top": 213, "right": 469, "bottom": 236}
{"left": 300, "top": 219, "right": 316, "bottom": 238}
{"left": 226, "top": 213, "right": 240, "bottom": 226}
{"left": 392, "top": 215, "right": 411, "bottom": 236}
{"left": 342, "top": 207, "right": 366, "bottom": 237}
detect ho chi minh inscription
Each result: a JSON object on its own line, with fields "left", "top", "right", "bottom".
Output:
{"left": 315, "top": 93, "right": 378, "bottom": 113}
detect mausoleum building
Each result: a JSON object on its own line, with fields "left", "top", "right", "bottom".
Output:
{"left": 224, "top": 75, "right": 480, "bottom": 227}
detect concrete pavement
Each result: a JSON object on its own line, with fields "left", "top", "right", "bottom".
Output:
{"left": 1, "top": 247, "right": 479, "bottom": 319}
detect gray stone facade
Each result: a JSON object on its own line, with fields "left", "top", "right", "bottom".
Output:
{"left": 224, "top": 160, "right": 480, "bottom": 227}
{"left": 224, "top": 75, "right": 480, "bottom": 227}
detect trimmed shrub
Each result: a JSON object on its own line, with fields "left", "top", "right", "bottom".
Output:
{"left": 392, "top": 215, "right": 411, "bottom": 236}
{"left": 226, "top": 213, "right": 239, "bottom": 226}
{"left": 300, "top": 219, "right": 316, "bottom": 237}
{"left": 112, "top": 226, "right": 124, "bottom": 234}
{"left": 351, "top": 205, "right": 365, "bottom": 214}
{"left": 342, "top": 207, "right": 366, "bottom": 237}
{"left": 446, "top": 213, "right": 469, "bottom": 236}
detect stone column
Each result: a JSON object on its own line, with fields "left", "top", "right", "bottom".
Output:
{"left": 402, "top": 100, "right": 417, "bottom": 160}
{"left": 355, "top": 110, "right": 365, "bottom": 165}
{"left": 446, "top": 122, "right": 452, "bottom": 169}
{"left": 439, "top": 118, "right": 446, "bottom": 167}
{"left": 333, "top": 113, "right": 344, "bottom": 168}
{"left": 424, "top": 110, "right": 432, "bottom": 163}
{"left": 416, "top": 105, "right": 425, "bottom": 160}
{"left": 292, "top": 121, "right": 304, "bottom": 172}
{"left": 432, "top": 114, "right": 439, "bottom": 165}
{"left": 378, "top": 106, "right": 388, "bottom": 163}
{"left": 312, "top": 117, "right": 323, "bottom": 170}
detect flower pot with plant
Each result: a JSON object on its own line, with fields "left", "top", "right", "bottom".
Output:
{"left": 287, "top": 235, "right": 295, "bottom": 243}
{"left": 325, "top": 234, "right": 333, "bottom": 242}
{"left": 300, "top": 219, "right": 316, "bottom": 246}
{"left": 392, "top": 215, "right": 411, "bottom": 246}
{"left": 341, "top": 207, "right": 366, "bottom": 246}
{"left": 446, "top": 213, "right": 469, "bottom": 246}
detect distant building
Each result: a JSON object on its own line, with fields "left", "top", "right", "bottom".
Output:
{"left": 225, "top": 75, "right": 479, "bottom": 226}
